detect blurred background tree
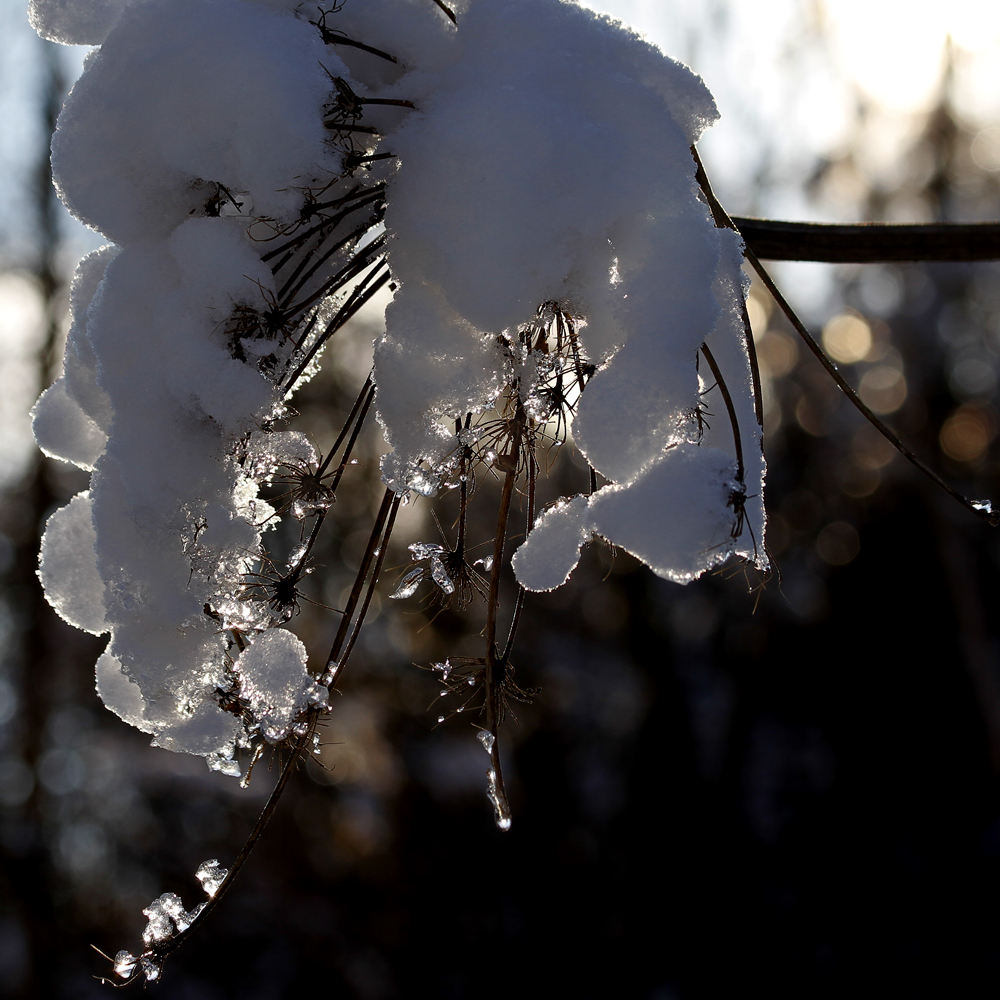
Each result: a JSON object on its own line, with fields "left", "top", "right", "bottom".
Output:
{"left": 4, "top": 1, "right": 1000, "bottom": 997}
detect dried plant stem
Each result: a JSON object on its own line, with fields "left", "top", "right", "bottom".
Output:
{"left": 321, "top": 35, "right": 398, "bottom": 64}
{"left": 145, "top": 728, "right": 308, "bottom": 969}
{"left": 289, "top": 379, "right": 375, "bottom": 577}
{"left": 321, "top": 381, "right": 376, "bottom": 492}
{"left": 283, "top": 233, "right": 386, "bottom": 321}
{"left": 692, "top": 143, "right": 998, "bottom": 527}
{"left": 429, "top": 0, "right": 458, "bottom": 24}
{"left": 733, "top": 217, "right": 1000, "bottom": 263}
{"left": 317, "top": 373, "right": 374, "bottom": 478}
{"left": 260, "top": 185, "right": 385, "bottom": 264}
{"left": 500, "top": 452, "right": 536, "bottom": 664}
{"left": 691, "top": 145, "right": 764, "bottom": 429}
{"left": 700, "top": 342, "right": 745, "bottom": 483}
{"left": 746, "top": 247, "right": 999, "bottom": 526}
{"left": 324, "top": 487, "right": 396, "bottom": 683}
{"left": 277, "top": 219, "right": 372, "bottom": 303}
{"left": 482, "top": 410, "right": 524, "bottom": 827}
{"left": 284, "top": 260, "right": 390, "bottom": 390}
{"left": 334, "top": 496, "right": 400, "bottom": 676}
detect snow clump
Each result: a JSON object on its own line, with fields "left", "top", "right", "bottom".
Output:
{"left": 31, "top": 0, "right": 765, "bottom": 773}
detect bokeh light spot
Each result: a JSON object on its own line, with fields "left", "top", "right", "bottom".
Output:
{"left": 816, "top": 522, "right": 860, "bottom": 567}
{"left": 859, "top": 365, "right": 907, "bottom": 414}
{"left": 949, "top": 354, "right": 998, "bottom": 398}
{"left": 940, "top": 405, "right": 997, "bottom": 462}
{"left": 852, "top": 424, "right": 897, "bottom": 469}
{"left": 757, "top": 329, "right": 799, "bottom": 378}
{"left": 972, "top": 128, "right": 1000, "bottom": 171}
{"left": 822, "top": 313, "right": 872, "bottom": 364}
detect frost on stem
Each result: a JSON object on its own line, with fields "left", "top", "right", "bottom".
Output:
{"left": 31, "top": 0, "right": 763, "bottom": 788}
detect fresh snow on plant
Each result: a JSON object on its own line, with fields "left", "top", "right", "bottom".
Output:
{"left": 30, "top": 0, "right": 766, "bottom": 781}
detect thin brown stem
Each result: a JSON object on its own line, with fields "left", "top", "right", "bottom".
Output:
{"left": 324, "top": 122, "right": 383, "bottom": 136}
{"left": 320, "top": 35, "right": 398, "bottom": 63}
{"left": 324, "top": 488, "right": 396, "bottom": 681}
{"left": 500, "top": 452, "right": 535, "bottom": 664}
{"left": 283, "top": 261, "right": 390, "bottom": 391}
{"left": 296, "top": 381, "right": 376, "bottom": 566}
{"left": 146, "top": 729, "right": 308, "bottom": 968}
{"left": 483, "top": 408, "right": 523, "bottom": 829}
{"left": 691, "top": 146, "right": 765, "bottom": 430}
{"left": 429, "top": 0, "right": 458, "bottom": 23}
{"left": 334, "top": 496, "right": 400, "bottom": 678}
{"left": 317, "top": 373, "right": 374, "bottom": 478}
{"left": 277, "top": 219, "right": 372, "bottom": 303}
{"left": 283, "top": 234, "right": 387, "bottom": 320}
{"left": 259, "top": 185, "right": 385, "bottom": 263}
{"left": 746, "top": 247, "right": 999, "bottom": 526}
{"left": 360, "top": 98, "right": 416, "bottom": 109}
{"left": 700, "top": 342, "right": 745, "bottom": 483}
{"left": 733, "top": 217, "right": 1000, "bottom": 263}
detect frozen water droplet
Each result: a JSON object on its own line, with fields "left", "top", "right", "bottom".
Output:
{"left": 141, "top": 892, "right": 199, "bottom": 945}
{"left": 206, "top": 753, "right": 241, "bottom": 778}
{"left": 439, "top": 689, "right": 448, "bottom": 697}
{"left": 430, "top": 556, "right": 455, "bottom": 595}
{"left": 477, "top": 730, "right": 495, "bottom": 753}
{"left": 195, "top": 859, "right": 228, "bottom": 898}
{"left": 486, "top": 767, "right": 512, "bottom": 831}
{"left": 140, "top": 957, "right": 161, "bottom": 982}
{"left": 456, "top": 706, "right": 464, "bottom": 713}
{"left": 437, "top": 715, "right": 445, "bottom": 723}
{"left": 474, "top": 555, "right": 494, "bottom": 572}
{"left": 113, "top": 951, "right": 137, "bottom": 979}
{"left": 467, "top": 678, "right": 475, "bottom": 686}
{"left": 286, "top": 543, "right": 307, "bottom": 571}
{"left": 409, "top": 541, "right": 444, "bottom": 561}
{"left": 389, "top": 566, "right": 425, "bottom": 600}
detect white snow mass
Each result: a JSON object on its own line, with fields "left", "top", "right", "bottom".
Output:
{"left": 32, "top": 0, "right": 766, "bottom": 772}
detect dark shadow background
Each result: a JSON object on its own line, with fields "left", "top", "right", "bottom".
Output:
{"left": 4, "top": 15, "right": 1000, "bottom": 1000}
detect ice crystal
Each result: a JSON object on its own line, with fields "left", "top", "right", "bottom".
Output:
{"left": 486, "top": 768, "right": 512, "bottom": 832}
{"left": 141, "top": 892, "right": 201, "bottom": 945}
{"left": 195, "top": 859, "right": 228, "bottom": 898}
{"left": 113, "top": 950, "right": 136, "bottom": 979}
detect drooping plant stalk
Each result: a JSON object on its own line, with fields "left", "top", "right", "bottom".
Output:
{"left": 693, "top": 145, "right": 999, "bottom": 528}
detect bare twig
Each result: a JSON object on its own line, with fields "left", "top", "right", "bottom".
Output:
{"left": 700, "top": 342, "right": 745, "bottom": 483}
{"left": 143, "top": 729, "right": 309, "bottom": 970}
{"left": 429, "top": 0, "right": 458, "bottom": 23}
{"left": 691, "top": 147, "right": 765, "bottom": 430}
{"left": 746, "top": 247, "right": 999, "bottom": 526}
{"left": 324, "top": 488, "right": 396, "bottom": 683}
{"left": 734, "top": 217, "right": 1000, "bottom": 263}
{"left": 481, "top": 406, "right": 525, "bottom": 831}
{"left": 283, "top": 260, "right": 390, "bottom": 391}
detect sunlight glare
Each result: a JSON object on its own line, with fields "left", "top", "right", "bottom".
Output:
{"left": 823, "top": 0, "right": 1000, "bottom": 113}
